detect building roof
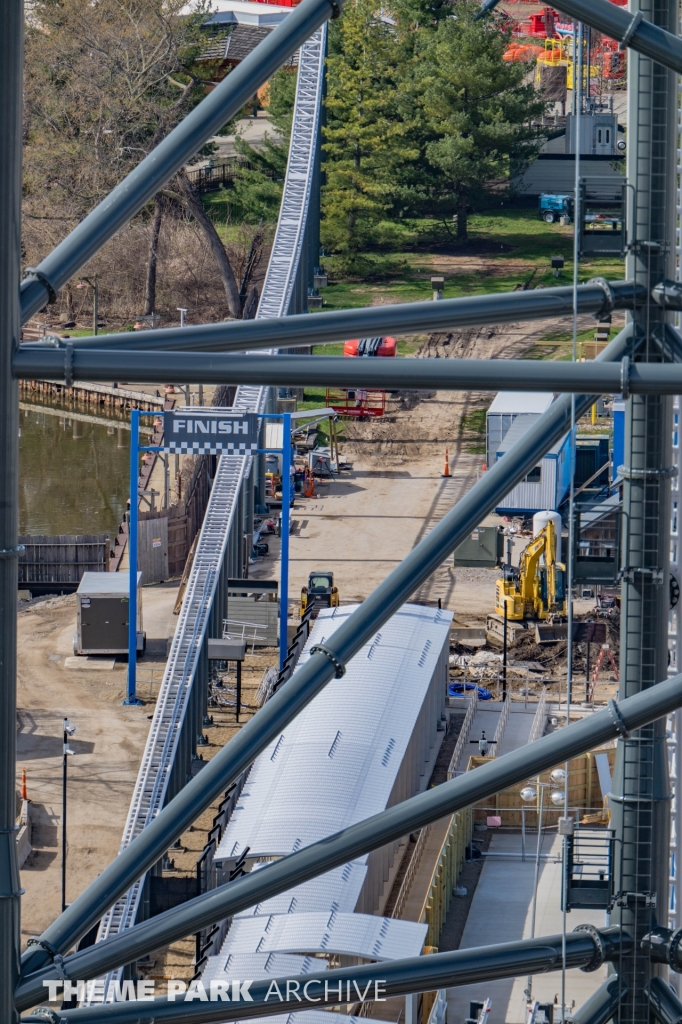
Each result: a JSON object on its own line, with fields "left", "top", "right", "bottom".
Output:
{"left": 235, "top": 863, "right": 368, "bottom": 918}
{"left": 220, "top": 912, "right": 428, "bottom": 961}
{"left": 215, "top": 602, "right": 452, "bottom": 864}
{"left": 205, "top": 0, "right": 292, "bottom": 25}
{"left": 496, "top": 415, "right": 565, "bottom": 457}
{"left": 487, "top": 392, "right": 555, "bottom": 416}
{"left": 201, "top": 953, "right": 317, "bottom": 985}
{"left": 76, "top": 571, "right": 140, "bottom": 596}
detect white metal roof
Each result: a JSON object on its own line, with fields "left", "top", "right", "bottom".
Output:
{"left": 487, "top": 392, "right": 555, "bottom": 415}
{"left": 220, "top": 912, "right": 428, "bottom": 961}
{"left": 201, "top": 953, "right": 317, "bottom": 985}
{"left": 216, "top": 603, "right": 452, "bottom": 863}
{"left": 235, "top": 862, "right": 368, "bottom": 918}
{"left": 229, "top": 1014, "right": 394, "bottom": 1024}
{"left": 203, "top": 0, "right": 291, "bottom": 25}
{"left": 77, "top": 571, "right": 141, "bottom": 596}
{"left": 497, "top": 416, "right": 566, "bottom": 457}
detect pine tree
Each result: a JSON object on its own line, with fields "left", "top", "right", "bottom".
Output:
{"left": 229, "top": 68, "right": 297, "bottom": 224}
{"left": 321, "top": 0, "right": 416, "bottom": 260}
{"left": 411, "top": 3, "right": 545, "bottom": 240}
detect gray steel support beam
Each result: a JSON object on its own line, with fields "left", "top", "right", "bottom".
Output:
{"left": 18, "top": 0, "right": 341, "bottom": 324}
{"left": 553, "top": 0, "right": 682, "bottom": 73}
{"left": 18, "top": 326, "right": 633, "bottom": 985}
{"left": 568, "top": 977, "right": 626, "bottom": 1024}
{"left": 15, "top": 667, "right": 682, "bottom": 1006}
{"left": 608, "top": 0, "right": 678, "bottom": 1014}
{"left": 25, "top": 350, "right": 682, "bottom": 395}
{"left": 22, "top": 928, "right": 631, "bottom": 1024}
{"left": 17, "top": 279, "right": 643, "bottom": 355}
{"left": 648, "top": 976, "right": 682, "bottom": 1024}
{"left": 0, "top": 0, "right": 24, "bottom": 1015}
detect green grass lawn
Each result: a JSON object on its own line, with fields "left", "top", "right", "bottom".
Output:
{"left": 315, "top": 206, "right": 625, "bottom": 313}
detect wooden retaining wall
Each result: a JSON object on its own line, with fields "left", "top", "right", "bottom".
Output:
{"left": 19, "top": 379, "right": 164, "bottom": 413}
{"left": 18, "top": 534, "right": 109, "bottom": 593}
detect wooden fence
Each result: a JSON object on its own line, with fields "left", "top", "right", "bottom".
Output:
{"left": 18, "top": 534, "right": 109, "bottom": 593}
{"left": 467, "top": 745, "right": 617, "bottom": 828}
{"left": 420, "top": 808, "right": 470, "bottom": 949}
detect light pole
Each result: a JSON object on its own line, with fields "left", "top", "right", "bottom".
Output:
{"left": 77, "top": 276, "right": 99, "bottom": 336}
{"left": 520, "top": 769, "right": 566, "bottom": 1004}
{"left": 176, "top": 308, "right": 190, "bottom": 405}
{"left": 61, "top": 718, "right": 76, "bottom": 912}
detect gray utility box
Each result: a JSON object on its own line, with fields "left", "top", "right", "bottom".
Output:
{"left": 74, "top": 572, "right": 144, "bottom": 655}
{"left": 454, "top": 527, "right": 504, "bottom": 568}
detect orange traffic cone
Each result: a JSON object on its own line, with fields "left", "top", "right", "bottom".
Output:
{"left": 20, "top": 767, "right": 27, "bottom": 801}
{"left": 442, "top": 448, "right": 451, "bottom": 478}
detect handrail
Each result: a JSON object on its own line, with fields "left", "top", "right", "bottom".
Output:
{"left": 427, "top": 989, "right": 448, "bottom": 1024}
{"left": 447, "top": 689, "right": 478, "bottom": 779}
{"left": 529, "top": 688, "right": 549, "bottom": 744}
{"left": 491, "top": 691, "right": 511, "bottom": 758}
{"left": 391, "top": 825, "right": 432, "bottom": 920}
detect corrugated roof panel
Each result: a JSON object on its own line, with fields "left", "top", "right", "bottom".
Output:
{"left": 201, "top": 953, "right": 316, "bottom": 984}
{"left": 235, "top": 863, "right": 368, "bottom": 918}
{"left": 216, "top": 603, "right": 451, "bottom": 864}
{"left": 221, "top": 912, "right": 428, "bottom": 961}
{"left": 487, "top": 392, "right": 555, "bottom": 415}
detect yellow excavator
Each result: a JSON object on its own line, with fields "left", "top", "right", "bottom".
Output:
{"left": 494, "top": 519, "right": 567, "bottom": 622}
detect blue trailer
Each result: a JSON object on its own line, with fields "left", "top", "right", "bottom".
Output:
{"left": 494, "top": 414, "right": 571, "bottom": 516}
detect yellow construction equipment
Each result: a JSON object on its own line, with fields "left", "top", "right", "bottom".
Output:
{"left": 300, "top": 571, "right": 340, "bottom": 619}
{"left": 494, "top": 519, "right": 567, "bottom": 622}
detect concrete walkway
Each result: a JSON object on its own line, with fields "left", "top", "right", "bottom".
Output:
{"left": 446, "top": 834, "right": 608, "bottom": 1024}
{"left": 497, "top": 706, "right": 537, "bottom": 758}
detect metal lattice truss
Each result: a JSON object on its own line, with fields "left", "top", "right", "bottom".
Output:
{"left": 258, "top": 25, "right": 326, "bottom": 319}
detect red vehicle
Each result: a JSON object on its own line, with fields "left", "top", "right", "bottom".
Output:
{"left": 343, "top": 337, "right": 397, "bottom": 358}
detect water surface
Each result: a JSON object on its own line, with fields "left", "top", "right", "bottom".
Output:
{"left": 19, "top": 401, "right": 131, "bottom": 538}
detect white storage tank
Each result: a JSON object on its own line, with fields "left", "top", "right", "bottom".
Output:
{"left": 533, "top": 510, "right": 562, "bottom": 564}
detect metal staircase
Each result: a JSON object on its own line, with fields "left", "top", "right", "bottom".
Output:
{"left": 85, "top": 23, "right": 327, "bottom": 1004}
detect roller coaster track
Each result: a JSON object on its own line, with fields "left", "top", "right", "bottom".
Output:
{"left": 86, "top": 23, "right": 327, "bottom": 1003}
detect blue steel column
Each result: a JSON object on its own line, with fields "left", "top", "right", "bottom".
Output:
{"left": 126, "top": 410, "right": 140, "bottom": 705}
{"left": 610, "top": 0, "right": 678, "bottom": 1013}
{"left": 0, "top": 0, "right": 23, "bottom": 1014}
{"left": 280, "top": 414, "right": 292, "bottom": 672}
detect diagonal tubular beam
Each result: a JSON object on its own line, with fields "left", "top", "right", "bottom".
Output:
{"left": 24, "top": 928, "right": 631, "bottom": 1024}
{"left": 18, "top": 0, "right": 341, "bottom": 325}
{"left": 568, "top": 976, "right": 627, "bottom": 1024}
{"left": 15, "top": 665, "right": 682, "bottom": 1008}
{"left": 18, "top": 324, "right": 633, "bottom": 987}
{"left": 12, "top": 350, "right": 682, "bottom": 394}
{"left": 554, "top": 0, "right": 682, "bottom": 73}
{"left": 18, "top": 279, "right": 643, "bottom": 354}
{"left": 647, "top": 977, "right": 682, "bottom": 1024}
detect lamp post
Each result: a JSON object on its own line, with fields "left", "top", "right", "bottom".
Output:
{"left": 62, "top": 718, "right": 77, "bottom": 912}
{"left": 176, "top": 308, "right": 191, "bottom": 406}
{"left": 521, "top": 769, "right": 566, "bottom": 1003}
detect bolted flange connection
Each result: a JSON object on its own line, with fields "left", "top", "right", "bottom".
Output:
{"left": 642, "top": 926, "right": 682, "bottom": 971}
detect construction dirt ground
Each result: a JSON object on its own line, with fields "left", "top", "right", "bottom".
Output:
{"left": 16, "top": 310, "right": 619, "bottom": 968}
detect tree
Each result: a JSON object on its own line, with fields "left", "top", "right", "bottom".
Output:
{"left": 226, "top": 67, "right": 296, "bottom": 224}
{"left": 321, "top": 0, "right": 417, "bottom": 259}
{"left": 410, "top": 4, "right": 545, "bottom": 240}
{"left": 23, "top": 0, "right": 209, "bottom": 220}
{"left": 22, "top": 0, "right": 258, "bottom": 318}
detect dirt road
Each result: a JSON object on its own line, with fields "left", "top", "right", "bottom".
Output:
{"left": 17, "top": 585, "right": 178, "bottom": 941}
